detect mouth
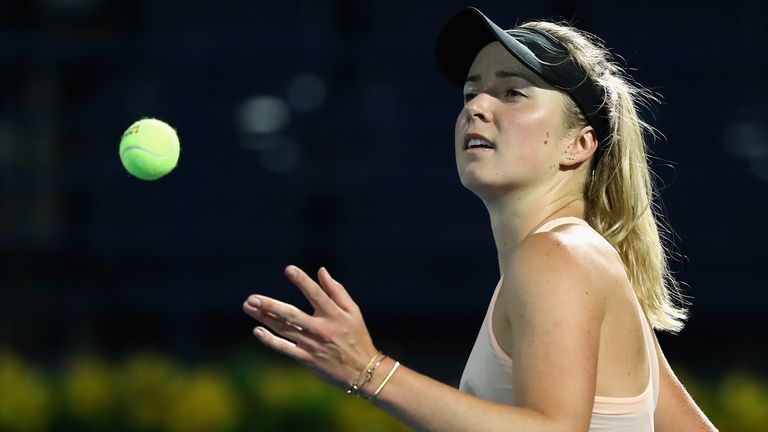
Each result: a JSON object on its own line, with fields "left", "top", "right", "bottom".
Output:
{"left": 464, "top": 134, "right": 496, "bottom": 151}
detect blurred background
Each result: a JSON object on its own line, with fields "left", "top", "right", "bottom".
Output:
{"left": 1, "top": 0, "right": 766, "bottom": 430}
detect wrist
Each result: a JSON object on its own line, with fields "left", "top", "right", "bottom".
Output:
{"left": 359, "top": 355, "right": 400, "bottom": 403}
{"left": 345, "top": 350, "right": 384, "bottom": 396}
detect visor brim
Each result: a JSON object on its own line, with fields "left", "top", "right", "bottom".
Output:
{"left": 435, "top": 7, "right": 547, "bottom": 87}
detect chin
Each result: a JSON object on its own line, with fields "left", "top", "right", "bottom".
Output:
{"left": 459, "top": 169, "right": 496, "bottom": 194}
{"left": 459, "top": 168, "right": 522, "bottom": 200}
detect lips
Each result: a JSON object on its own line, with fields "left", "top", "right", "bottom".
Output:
{"left": 464, "top": 133, "right": 495, "bottom": 150}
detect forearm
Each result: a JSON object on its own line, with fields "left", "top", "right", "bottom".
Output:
{"left": 361, "top": 357, "right": 564, "bottom": 432}
{"left": 242, "top": 267, "right": 581, "bottom": 431}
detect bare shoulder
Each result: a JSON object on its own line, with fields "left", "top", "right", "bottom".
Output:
{"left": 498, "top": 225, "right": 619, "bottom": 423}
{"left": 505, "top": 223, "right": 624, "bottom": 304}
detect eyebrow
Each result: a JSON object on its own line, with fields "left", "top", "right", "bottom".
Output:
{"left": 465, "top": 70, "right": 533, "bottom": 84}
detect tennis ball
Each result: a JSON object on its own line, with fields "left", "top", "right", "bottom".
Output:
{"left": 119, "top": 118, "right": 180, "bottom": 180}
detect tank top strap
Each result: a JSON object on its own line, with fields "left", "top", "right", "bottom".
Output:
{"left": 533, "top": 216, "right": 589, "bottom": 234}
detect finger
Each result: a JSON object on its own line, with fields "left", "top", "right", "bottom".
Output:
{"left": 285, "top": 265, "right": 338, "bottom": 314}
{"left": 243, "top": 301, "right": 320, "bottom": 351}
{"left": 245, "top": 294, "right": 316, "bottom": 334}
{"left": 253, "top": 326, "right": 313, "bottom": 363}
{"left": 318, "top": 267, "right": 357, "bottom": 313}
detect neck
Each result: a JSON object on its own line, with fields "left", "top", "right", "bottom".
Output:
{"left": 484, "top": 190, "right": 585, "bottom": 277}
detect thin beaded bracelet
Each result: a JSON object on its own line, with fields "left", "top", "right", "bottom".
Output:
{"left": 346, "top": 355, "right": 385, "bottom": 397}
{"left": 345, "top": 351, "right": 384, "bottom": 396}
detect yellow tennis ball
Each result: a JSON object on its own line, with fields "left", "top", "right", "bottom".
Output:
{"left": 119, "top": 118, "right": 180, "bottom": 180}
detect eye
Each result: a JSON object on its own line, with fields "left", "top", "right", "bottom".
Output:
{"left": 463, "top": 92, "right": 477, "bottom": 102}
{"left": 505, "top": 89, "right": 525, "bottom": 98}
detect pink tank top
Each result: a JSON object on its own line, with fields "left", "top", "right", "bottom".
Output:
{"left": 459, "top": 217, "right": 659, "bottom": 431}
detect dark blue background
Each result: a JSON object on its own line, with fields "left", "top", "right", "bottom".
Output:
{"left": 1, "top": 0, "right": 766, "bottom": 381}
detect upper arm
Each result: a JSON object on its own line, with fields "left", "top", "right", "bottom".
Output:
{"left": 503, "top": 233, "right": 607, "bottom": 430}
{"left": 652, "top": 334, "right": 718, "bottom": 431}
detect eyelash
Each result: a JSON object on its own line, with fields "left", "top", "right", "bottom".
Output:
{"left": 464, "top": 89, "right": 524, "bottom": 102}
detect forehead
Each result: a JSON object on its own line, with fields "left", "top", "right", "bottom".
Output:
{"left": 466, "top": 41, "right": 545, "bottom": 86}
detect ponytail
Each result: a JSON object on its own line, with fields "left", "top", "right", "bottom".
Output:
{"left": 523, "top": 21, "right": 688, "bottom": 332}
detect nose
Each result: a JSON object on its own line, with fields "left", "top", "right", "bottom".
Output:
{"left": 463, "top": 93, "right": 493, "bottom": 124}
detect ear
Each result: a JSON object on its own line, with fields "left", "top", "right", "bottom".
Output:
{"left": 561, "top": 125, "right": 598, "bottom": 167}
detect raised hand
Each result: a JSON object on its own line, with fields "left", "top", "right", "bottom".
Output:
{"left": 242, "top": 265, "right": 379, "bottom": 390}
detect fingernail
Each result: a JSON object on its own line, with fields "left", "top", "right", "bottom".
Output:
{"left": 324, "top": 267, "right": 336, "bottom": 280}
{"left": 248, "top": 296, "right": 261, "bottom": 308}
{"left": 286, "top": 265, "right": 297, "bottom": 277}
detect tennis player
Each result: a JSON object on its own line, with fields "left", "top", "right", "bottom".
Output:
{"left": 243, "top": 7, "right": 717, "bottom": 431}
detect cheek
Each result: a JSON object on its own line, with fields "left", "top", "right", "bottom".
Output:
{"left": 455, "top": 113, "right": 474, "bottom": 152}
{"left": 454, "top": 113, "right": 465, "bottom": 142}
{"left": 498, "top": 110, "right": 558, "bottom": 168}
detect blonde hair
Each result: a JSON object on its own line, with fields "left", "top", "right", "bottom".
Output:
{"left": 521, "top": 21, "right": 688, "bottom": 332}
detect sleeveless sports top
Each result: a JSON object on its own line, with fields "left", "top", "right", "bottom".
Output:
{"left": 459, "top": 217, "right": 659, "bottom": 431}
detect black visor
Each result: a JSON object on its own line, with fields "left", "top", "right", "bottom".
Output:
{"left": 435, "top": 7, "right": 610, "bottom": 165}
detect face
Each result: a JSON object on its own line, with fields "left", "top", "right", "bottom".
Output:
{"left": 455, "top": 41, "right": 572, "bottom": 198}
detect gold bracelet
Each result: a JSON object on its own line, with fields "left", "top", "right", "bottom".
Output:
{"left": 345, "top": 351, "right": 383, "bottom": 396}
{"left": 367, "top": 361, "right": 400, "bottom": 402}
{"left": 348, "top": 356, "right": 384, "bottom": 397}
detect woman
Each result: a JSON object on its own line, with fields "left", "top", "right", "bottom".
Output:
{"left": 243, "top": 7, "right": 717, "bottom": 431}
